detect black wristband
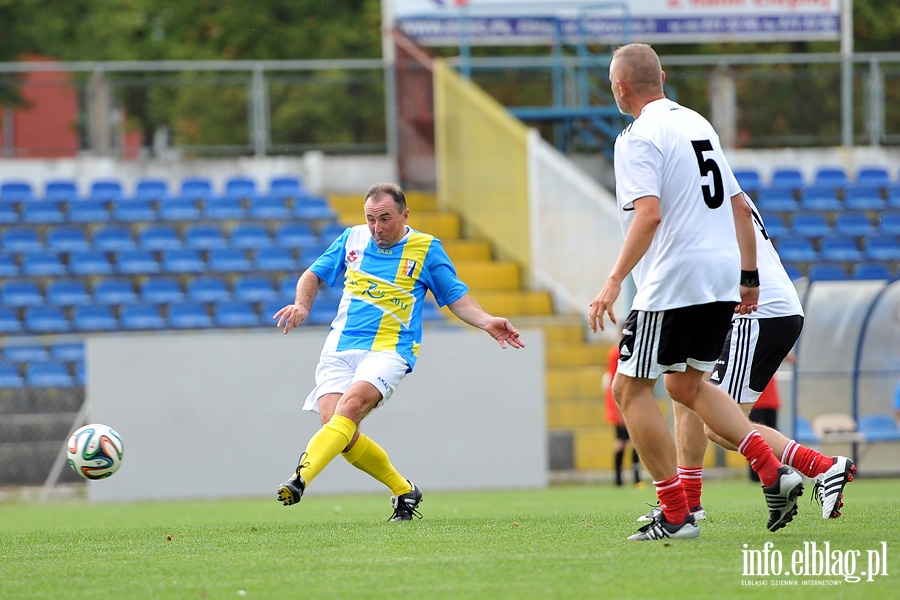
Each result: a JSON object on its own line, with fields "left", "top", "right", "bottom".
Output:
{"left": 741, "top": 269, "right": 760, "bottom": 288}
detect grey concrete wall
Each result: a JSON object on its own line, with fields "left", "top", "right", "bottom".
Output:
{"left": 85, "top": 327, "right": 545, "bottom": 503}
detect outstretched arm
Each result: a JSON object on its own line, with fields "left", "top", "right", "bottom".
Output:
{"left": 447, "top": 294, "right": 525, "bottom": 349}
{"left": 273, "top": 269, "right": 322, "bottom": 334}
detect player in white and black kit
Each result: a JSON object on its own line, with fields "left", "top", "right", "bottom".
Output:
{"left": 637, "top": 194, "right": 856, "bottom": 525}
{"left": 588, "top": 43, "right": 804, "bottom": 541}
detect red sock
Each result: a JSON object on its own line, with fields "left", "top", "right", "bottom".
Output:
{"left": 738, "top": 430, "right": 781, "bottom": 487}
{"left": 782, "top": 440, "right": 833, "bottom": 478}
{"left": 677, "top": 466, "right": 703, "bottom": 509}
{"left": 654, "top": 474, "right": 690, "bottom": 525}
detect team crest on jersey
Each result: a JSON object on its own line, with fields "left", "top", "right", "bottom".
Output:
{"left": 346, "top": 250, "right": 359, "bottom": 263}
{"left": 405, "top": 259, "right": 416, "bottom": 277}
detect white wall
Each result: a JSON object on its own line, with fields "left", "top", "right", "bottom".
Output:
{"left": 85, "top": 327, "right": 545, "bottom": 503}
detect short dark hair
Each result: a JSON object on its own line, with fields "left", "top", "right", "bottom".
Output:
{"left": 365, "top": 182, "right": 407, "bottom": 212}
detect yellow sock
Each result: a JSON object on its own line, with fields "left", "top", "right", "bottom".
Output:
{"left": 300, "top": 414, "right": 357, "bottom": 486}
{"left": 342, "top": 433, "right": 411, "bottom": 496}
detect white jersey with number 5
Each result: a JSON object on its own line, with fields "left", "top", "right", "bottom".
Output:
{"left": 614, "top": 98, "right": 743, "bottom": 311}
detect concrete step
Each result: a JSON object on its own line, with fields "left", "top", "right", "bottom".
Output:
{"left": 454, "top": 260, "right": 520, "bottom": 291}
{"left": 442, "top": 239, "right": 493, "bottom": 262}
{"left": 327, "top": 191, "right": 437, "bottom": 213}
{"left": 546, "top": 398, "right": 605, "bottom": 429}
{"left": 466, "top": 289, "right": 554, "bottom": 317}
{"left": 546, "top": 343, "right": 610, "bottom": 367}
{"left": 546, "top": 366, "right": 604, "bottom": 399}
{"left": 333, "top": 211, "right": 461, "bottom": 240}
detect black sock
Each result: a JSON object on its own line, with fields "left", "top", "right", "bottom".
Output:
{"left": 614, "top": 449, "right": 624, "bottom": 486}
{"left": 632, "top": 449, "right": 641, "bottom": 484}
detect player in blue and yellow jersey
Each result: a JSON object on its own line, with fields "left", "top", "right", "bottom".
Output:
{"left": 274, "top": 182, "right": 525, "bottom": 520}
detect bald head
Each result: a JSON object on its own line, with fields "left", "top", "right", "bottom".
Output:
{"left": 609, "top": 43, "right": 666, "bottom": 117}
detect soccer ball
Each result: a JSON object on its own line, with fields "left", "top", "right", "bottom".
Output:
{"left": 67, "top": 423, "right": 124, "bottom": 480}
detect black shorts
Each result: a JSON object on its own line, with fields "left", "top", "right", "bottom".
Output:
{"left": 617, "top": 302, "right": 736, "bottom": 380}
{"left": 710, "top": 314, "right": 804, "bottom": 404}
{"left": 615, "top": 425, "right": 630, "bottom": 442}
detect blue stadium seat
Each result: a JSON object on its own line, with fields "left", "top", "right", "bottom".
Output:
{"left": 775, "top": 237, "right": 818, "bottom": 262}
{"left": 72, "top": 305, "right": 118, "bottom": 331}
{"left": 93, "top": 225, "right": 136, "bottom": 251}
{"left": 120, "top": 304, "right": 166, "bottom": 330}
{"left": 157, "top": 197, "right": 201, "bottom": 221}
{"left": 819, "top": 236, "right": 862, "bottom": 262}
{"left": 0, "top": 181, "right": 36, "bottom": 204}
{"left": 138, "top": 224, "right": 182, "bottom": 251}
{"left": 160, "top": 249, "right": 206, "bottom": 274}
{"left": 247, "top": 196, "right": 291, "bottom": 220}
{"left": 46, "top": 279, "right": 92, "bottom": 306}
{"left": 179, "top": 177, "right": 215, "bottom": 202}
{"left": 274, "top": 222, "right": 318, "bottom": 250}
{"left": 74, "top": 359, "right": 86, "bottom": 385}
{"left": 184, "top": 224, "right": 228, "bottom": 250}
{"left": 202, "top": 196, "right": 245, "bottom": 220}
{"left": 807, "top": 262, "right": 848, "bottom": 281}
{"left": 790, "top": 213, "right": 830, "bottom": 238}
{"left": 833, "top": 212, "right": 875, "bottom": 237}
{"left": 44, "top": 180, "right": 80, "bottom": 203}
{"left": 293, "top": 197, "right": 336, "bottom": 221}
{"left": 0, "top": 253, "right": 17, "bottom": 277}
{"left": 69, "top": 250, "right": 114, "bottom": 276}
{"left": 758, "top": 212, "right": 788, "bottom": 238}
{"left": 134, "top": 178, "right": 170, "bottom": 202}
{"left": 0, "top": 308, "right": 22, "bottom": 334}
{"left": 114, "top": 249, "right": 160, "bottom": 275}
{"left": 852, "top": 262, "right": 892, "bottom": 280}
{"left": 756, "top": 189, "right": 800, "bottom": 212}
{"left": 233, "top": 275, "right": 278, "bottom": 302}
{"left": 24, "top": 306, "right": 70, "bottom": 333}
{"left": 769, "top": 168, "right": 805, "bottom": 192}
{"left": 68, "top": 199, "right": 111, "bottom": 223}
{"left": 888, "top": 186, "right": 900, "bottom": 210}
{"left": 0, "top": 280, "right": 43, "bottom": 307}
{"left": 732, "top": 169, "right": 761, "bottom": 196}
{"left": 0, "top": 362, "right": 24, "bottom": 388}
{"left": 254, "top": 247, "right": 297, "bottom": 272}
{"left": 813, "top": 166, "right": 849, "bottom": 191}
{"left": 113, "top": 198, "right": 156, "bottom": 222}
{"left": 855, "top": 166, "right": 892, "bottom": 190}
{"left": 798, "top": 187, "right": 842, "bottom": 211}
{"left": 306, "top": 303, "right": 337, "bottom": 325}
{"left": 93, "top": 278, "right": 138, "bottom": 305}
{"left": 20, "top": 199, "right": 66, "bottom": 224}
{"left": 843, "top": 186, "right": 885, "bottom": 211}
{"left": 26, "top": 361, "right": 74, "bottom": 387}
{"left": 862, "top": 236, "right": 900, "bottom": 261}
{"left": 319, "top": 222, "right": 348, "bottom": 240}
{"left": 0, "top": 201, "right": 16, "bottom": 224}
{"left": 858, "top": 413, "right": 900, "bottom": 442}
{"left": 46, "top": 226, "right": 90, "bottom": 252}
{"left": 168, "top": 302, "right": 213, "bottom": 329}
{"left": 261, "top": 301, "right": 286, "bottom": 324}
{"left": 21, "top": 250, "right": 67, "bottom": 277}
{"left": 50, "top": 342, "right": 85, "bottom": 362}
{"left": 2, "top": 227, "right": 42, "bottom": 253}
{"left": 4, "top": 345, "right": 49, "bottom": 362}
{"left": 214, "top": 301, "right": 260, "bottom": 328}
{"left": 794, "top": 416, "right": 819, "bottom": 444}
{"left": 277, "top": 275, "right": 298, "bottom": 299}
{"left": 230, "top": 223, "right": 273, "bottom": 249}
{"left": 879, "top": 211, "right": 900, "bottom": 235}
{"left": 186, "top": 276, "right": 231, "bottom": 302}
{"left": 208, "top": 248, "right": 251, "bottom": 272}
{"left": 89, "top": 179, "right": 124, "bottom": 203}
{"left": 223, "top": 176, "right": 258, "bottom": 201}
{"left": 140, "top": 276, "right": 185, "bottom": 303}
{"left": 269, "top": 176, "right": 305, "bottom": 200}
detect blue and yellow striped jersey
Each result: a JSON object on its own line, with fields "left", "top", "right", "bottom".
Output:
{"left": 310, "top": 225, "right": 468, "bottom": 371}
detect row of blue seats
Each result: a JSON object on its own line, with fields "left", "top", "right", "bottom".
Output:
{"left": 0, "top": 359, "right": 84, "bottom": 388}
{"left": 784, "top": 261, "right": 898, "bottom": 281}
{"left": 0, "top": 176, "right": 315, "bottom": 204}
{"left": 0, "top": 247, "right": 315, "bottom": 278}
{"left": 2, "top": 342, "right": 84, "bottom": 363}
{"left": 0, "top": 274, "right": 329, "bottom": 307}
{"left": 2, "top": 222, "right": 342, "bottom": 252}
{"left": 0, "top": 298, "right": 446, "bottom": 336}
{"left": 0, "top": 195, "right": 337, "bottom": 225}
{"left": 736, "top": 166, "right": 899, "bottom": 194}
{"left": 761, "top": 210, "right": 900, "bottom": 238}
{"left": 754, "top": 188, "right": 900, "bottom": 213}
{"left": 775, "top": 235, "right": 900, "bottom": 263}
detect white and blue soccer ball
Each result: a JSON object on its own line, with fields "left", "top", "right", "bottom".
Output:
{"left": 67, "top": 423, "right": 124, "bottom": 480}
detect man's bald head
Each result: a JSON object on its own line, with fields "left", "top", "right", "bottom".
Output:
{"left": 609, "top": 43, "right": 666, "bottom": 117}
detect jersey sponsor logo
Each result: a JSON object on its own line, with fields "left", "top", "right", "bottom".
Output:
{"left": 405, "top": 259, "right": 416, "bottom": 277}
{"left": 376, "top": 248, "right": 393, "bottom": 255}
{"left": 345, "top": 267, "right": 415, "bottom": 327}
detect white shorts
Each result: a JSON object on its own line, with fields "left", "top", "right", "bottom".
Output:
{"left": 302, "top": 349, "right": 410, "bottom": 413}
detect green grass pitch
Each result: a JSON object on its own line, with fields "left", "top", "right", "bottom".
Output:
{"left": 1, "top": 478, "right": 897, "bottom": 599}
